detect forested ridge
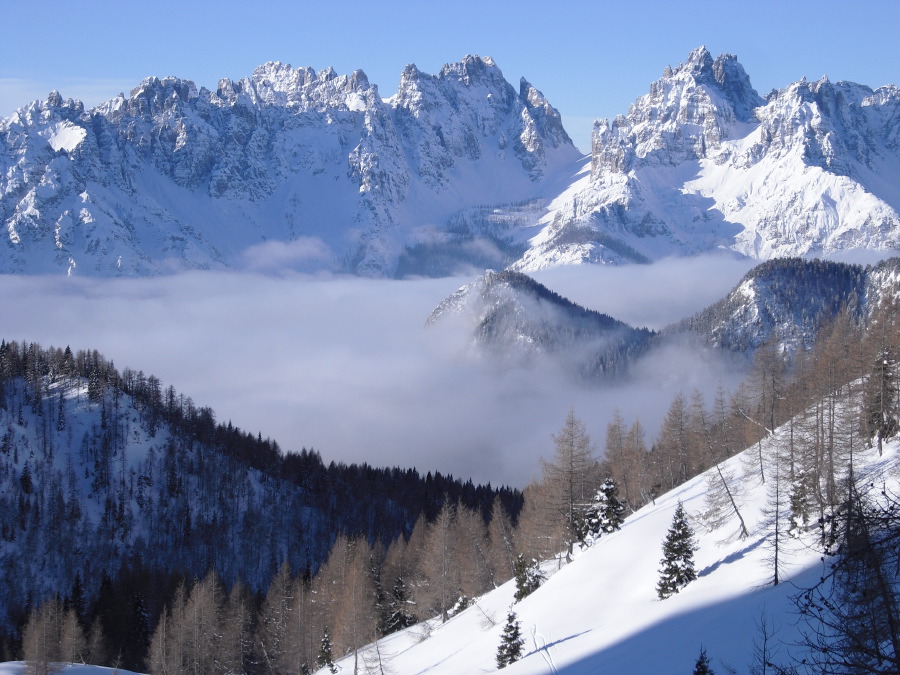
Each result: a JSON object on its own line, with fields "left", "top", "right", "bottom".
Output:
{"left": 0, "top": 340, "right": 521, "bottom": 669}
{"left": 668, "top": 257, "right": 900, "bottom": 354}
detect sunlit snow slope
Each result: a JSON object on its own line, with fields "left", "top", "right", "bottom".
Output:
{"left": 515, "top": 47, "right": 900, "bottom": 271}
{"left": 341, "top": 435, "right": 898, "bottom": 674}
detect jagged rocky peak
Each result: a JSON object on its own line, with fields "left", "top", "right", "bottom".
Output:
{"left": 395, "top": 56, "right": 503, "bottom": 113}
{"left": 754, "top": 75, "right": 900, "bottom": 173}
{"left": 47, "top": 89, "right": 84, "bottom": 115}
{"left": 519, "top": 78, "right": 573, "bottom": 149}
{"left": 441, "top": 54, "right": 506, "bottom": 88}
{"left": 130, "top": 76, "right": 199, "bottom": 108}
{"left": 20, "top": 90, "right": 86, "bottom": 122}
{"left": 216, "top": 61, "right": 377, "bottom": 110}
{"left": 709, "top": 52, "right": 763, "bottom": 122}
{"left": 590, "top": 46, "right": 763, "bottom": 176}
{"left": 672, "top": 47, "right": 761, "bottom": 119}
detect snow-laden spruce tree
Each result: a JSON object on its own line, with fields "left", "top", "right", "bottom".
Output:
{"left": 657, "top": 501, "right": 698, "bottom": 600}
{"left": 692, "top": 646, "right": 715, "bottom": 674}
{"left": 513, "top": 553, "right": 544, "bottom": 602}
{"left": 579, "top": 477, "right": 626, "bottom": 546}
{"left": 317, "top": 627, "right": 337, "bottom": 673}
{"left": 496, "top": 609, "right": 524, "bottom": 669}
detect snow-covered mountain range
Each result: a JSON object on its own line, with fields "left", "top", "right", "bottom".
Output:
{"left": 2, "top": 48, "right": 897, "bottom": 277}
{"left": 515, "top": 47, "right": 900, "bottom": 271}
{"left": 0, "top": 56, "right": 577, "bottom": 276}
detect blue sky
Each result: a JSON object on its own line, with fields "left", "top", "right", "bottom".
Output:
{"left": 1, "top": 0, "right": 898, "bottom": 152}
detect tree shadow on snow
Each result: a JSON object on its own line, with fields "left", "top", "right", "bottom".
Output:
{"left": 553, "top": 563, "right": 823, "bottom": 675}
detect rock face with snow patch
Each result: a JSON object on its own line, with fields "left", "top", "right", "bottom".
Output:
{"left": 0, "top": 57, "right": 578, "bottom": 276}
{"left": 427, "top": 270, "right": 654, "bottom": 378}
{"left": 513, "top": 47, "right": 900, "bottom": 271}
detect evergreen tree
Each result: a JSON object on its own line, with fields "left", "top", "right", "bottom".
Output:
{"left": 693, "top": 646, "right": 715, "bottom": 674}
{"left": 513, "top": 554, "right": 544, "bottom": 602}
{"left": 317, "top": 627, "right": 337, "bottom": 674}
{"left": 579, "top": 478, "right": 626, "bottom": 546}
{"left": 863, "top": 345, "right": 898, "bottom": 455}
{"left": 657, "top": 502, "right": 698, "bottom": 600}
{"left": 56, "top": 393, "right": 65, "bottom": 432}
{"left": 496, "top": 609, "right": 524, "bottom": 669}
{"left": 597, "top": 478, "right": 625, "bottom": 533}
{"left": 383, "top": 576, "right": 417, "bottom": 636}
{"left": 67, "top": 574, "right": 85, "bottom": 623}
{"left": 123, "top": 591, "right": 150, "bottom": 671}
{"left": 87, "top": 369, "right": 103, "bottom": 403}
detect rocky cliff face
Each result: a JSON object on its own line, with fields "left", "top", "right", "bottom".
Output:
{"left": 0, "top": 56, "right": 578, "bottom": 276}
{"left": 2, "top": 48, "right": 898, "bottom": 277}
{"left": 513, "top": 48, "right": 900, "bottom": 272}
{"left": 590, "top": 47, "right": 764, "bottom": 176}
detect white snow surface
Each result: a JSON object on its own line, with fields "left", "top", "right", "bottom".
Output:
{"left": 333, "top": 435, "right": 900, "bottom": 675}
{"left": 42, "top": 122, "right": 86, "bottom": 153}
{"left": 0, "top": 664, "right": 141, "bottom": 675}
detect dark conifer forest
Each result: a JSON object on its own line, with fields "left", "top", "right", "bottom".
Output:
{"left": 0, "top": 340, "right": 521, "bottom": 668}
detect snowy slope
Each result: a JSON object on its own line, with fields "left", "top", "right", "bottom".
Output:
{"left": 0, "top": 664, "right": 142, "bottom": 675}
{"left": 337, "top": 435, "right": 899, "bottom": 674}
{"left": 514, "top": 47, "right": 900, "bottom": 272}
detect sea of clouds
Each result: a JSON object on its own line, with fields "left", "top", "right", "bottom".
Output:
{"left": 1, "top": 255, "right": 758, "bottom": 486}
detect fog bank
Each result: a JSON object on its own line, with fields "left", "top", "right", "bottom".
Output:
{"left": 1, "top": 257, "right": 754, "bottom": 486}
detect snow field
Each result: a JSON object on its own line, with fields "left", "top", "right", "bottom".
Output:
{"left": 337, "top": 435, "right": 898, "bottom": 674}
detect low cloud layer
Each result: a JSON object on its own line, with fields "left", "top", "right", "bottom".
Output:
{"left": 1, "top": 257, "right": 755, "bottom": 486}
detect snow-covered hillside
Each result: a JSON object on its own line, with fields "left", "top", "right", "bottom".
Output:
{"left": 0, "top": 664, "right": 142, "bottom": 675}
{"left": 667, "top": 256, "right": 900, "bottom": 355}
{"left": 426, "top": 269, "right": 653, "bottom": 378}
{"left": 340, "top": 435, "right": 898, "bottom": 674}
{"left": 6, "top": 434, "right": 896, "bottom": 673}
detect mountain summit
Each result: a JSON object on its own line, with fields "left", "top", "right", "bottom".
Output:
{"left": 0, "top": 56, "right": 578, "bottom": 276}
{"left": 2, "top": 49, "right": 898, "bottom": 277}
{"left": 513, "top": 48, "right": 900, "bottom": 271}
